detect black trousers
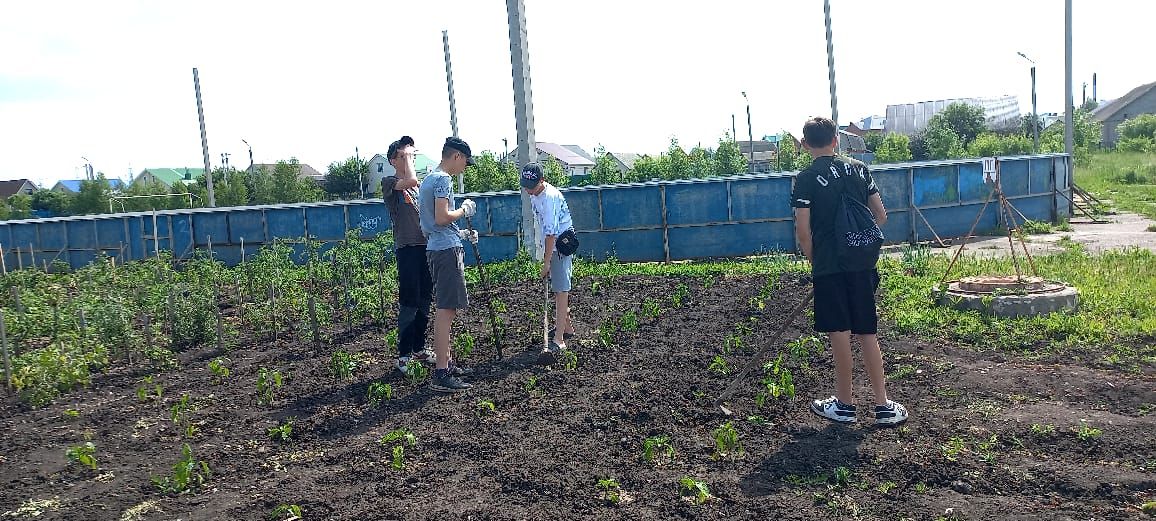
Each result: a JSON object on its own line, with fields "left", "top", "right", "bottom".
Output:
{"left": 396, "top": 245, "right": 433, "bottom": 356}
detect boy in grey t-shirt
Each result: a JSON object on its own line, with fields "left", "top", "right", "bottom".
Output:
{"left": 417, "top": 137, "right": 479, "bottom": 393}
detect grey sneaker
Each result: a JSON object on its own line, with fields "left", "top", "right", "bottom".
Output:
{"left": 394, "top": 356, "right": 411, "bottom": 376}
{"left": 537, "top": 341, "right": 565, "bottom": 365}
{"left": 448, "top": 362, "right": 473, "bottom": 377}
{"left": 430, "top": 372, "right": 472, "bottom": 393}
{"left": 874, "top": 400, "right": 909, "bottom": 426}
{"left": 810, "top": 396, "right": 857, "bottom": 424}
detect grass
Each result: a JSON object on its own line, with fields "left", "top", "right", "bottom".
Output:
{"left": 1077, "top": 151, "right": 1156, "bottom": 219}
{"left": 879, "top": 246, "right": 1156, "bottom": 366}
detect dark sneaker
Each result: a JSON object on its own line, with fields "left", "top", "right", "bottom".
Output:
{"left": 411, "top": 349, "right": 436, "bottom": 364}
{"left": 448, "top": 362, "right": 474, "bottom": 377}
{"left": 548, "top": 327, "right": 575, "bottom": 341}
{"left": 430, "top": 372, "right": 472, "bottom": 393}
{"left": 874, "top": 400, "right": 909, "bottom": 426}
{"left": 537, "top": 341, "right": 565, "bottom": 365}
{"left": 810, "top": 396, "right": 857, "bottom": 424}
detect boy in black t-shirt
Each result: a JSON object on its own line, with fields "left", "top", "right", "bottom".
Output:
{"left": 791, "top": 117, "right": 908, "bottom": 426}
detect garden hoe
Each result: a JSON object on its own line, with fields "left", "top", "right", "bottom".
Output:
{"left": 465, "top": 216, "right": 504, "bottom": 360}
{"left": 538, "top": 277, "right": 553, "bottom": 365}
{"left": 714, "top": 289, "right": 814, "bottom": 416}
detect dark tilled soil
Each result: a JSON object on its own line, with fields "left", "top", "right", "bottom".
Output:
{"left": 1, "top": 273, "right": 1154, "bottom": 520}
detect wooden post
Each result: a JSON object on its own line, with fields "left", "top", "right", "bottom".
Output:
{"left": 10, "top": 287, "right": 23, "bottom": 315}
{"left": 377, "top": 257, "right": 387, "bottom": 332}
{"left": 343, "top": 264, "right": 352, "bottom": 336}
{"left": 269, "top": 283, "right": 277, "bottom": 341}
{"left": 52, "top": 305, "right": 60, "bottom": 342}
{"left": 167, "top": 289, "right": 176, "bottom": 343}
{"left": 78, "top": 309, "right": 87, "bottom": 342}
{"left": 1, "top": 309, "right": 12, "bottom": 391}
{"left": 28, "top": 243, "right": 34, "bottom": 271}
{"left": 1, "top": 243, "right": 7, "bottom": 275}
{"left": 308, "top": 294, "right": 319, "bottom": 348}
{"left": 215, "top": 292, "right": 225, "bottom": 352}
{"left": 143, "top": 313, "right": 152, "bottom": 352}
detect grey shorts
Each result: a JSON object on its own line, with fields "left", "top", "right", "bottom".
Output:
{"left": 427, "top": 247, "right": 468, "bottom": 310}
{"left": 549, "top": 251, "right": 573, "bottom": 293}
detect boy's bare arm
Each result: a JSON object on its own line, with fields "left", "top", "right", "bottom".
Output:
{"left": 434, "top": 198, "right": 464, "bottom": 226}
{"left": 794, "top": 208, "right": 813, "bottom": 262}
{"left": 868, "top": 193, "right": 888, "bottom": 227}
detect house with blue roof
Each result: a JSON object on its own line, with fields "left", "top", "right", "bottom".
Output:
{"left": 52, "top": 179, "right": 126, "bottom": 193}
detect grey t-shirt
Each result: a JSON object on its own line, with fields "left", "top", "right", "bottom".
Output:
{"left": 417, "top": 170, "right": 462, "bottom": 251}
{"left": 381, "top": 176, "right": 426, "bottom": 249}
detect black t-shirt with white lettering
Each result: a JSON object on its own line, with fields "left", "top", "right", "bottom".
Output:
{"left": 790, "top": 155, "right": 879, "bottom": 277}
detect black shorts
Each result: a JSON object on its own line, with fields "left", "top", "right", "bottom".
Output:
{"left": 396, "top": 245, "right": 433, "bottom": 308}
{"left": 812, "top": 269, "right": 880, "bottom": 334}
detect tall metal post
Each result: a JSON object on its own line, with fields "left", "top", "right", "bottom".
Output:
{"left": 1031, "top": 66, "right": 1039, "bottom": 153}
{"left": 193, "top": 68, "right": 216, "bottom": 207}
{"left": 742, "top": 92, "right": 753, "bottom": 172}
{"left": 1064, "top": 0, "right": 1074, "bottom": 159}
{"left": 823, "top": 0, "right": 839, "bottom": 126}
{"left": 507, "top": 0, "right": 539, "bottom": 256}
{"left": 732, "top": 114, "right": 737, "bottom": 142}
{"left": 442, "top": 30, "right": 464, "bottom": 193}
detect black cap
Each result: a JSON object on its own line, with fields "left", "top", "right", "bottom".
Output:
{"left": 444, "top": 137, "right": 475, "bottom": 166}
{"left": 520, "top": 163, "right": 544, "bottom": 189}
{"left": 387, "top": 135, "right": 415, "bottom": 161}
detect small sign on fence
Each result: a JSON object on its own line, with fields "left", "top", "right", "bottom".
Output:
{"left": 982, "top": 157, "right": 998, "bottom": 183}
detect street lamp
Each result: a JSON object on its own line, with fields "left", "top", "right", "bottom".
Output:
{"left": 242, "top": 139, "right": 253, "bottom": 170}
{"left": 80, "top": 156, "right": 92, "bottom": 180}
{"left": 1016, "top": 52, "right": 1039, "bottom": 153}
{"left": 742, "top": 91, "right": 753, "bottom": 172}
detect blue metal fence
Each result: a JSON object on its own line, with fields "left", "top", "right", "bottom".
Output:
{"left": 0, "top": 154, "right": 1070, "bottom": 270}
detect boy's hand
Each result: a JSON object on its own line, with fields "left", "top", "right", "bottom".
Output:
{"left": 460, "top": 199, "right": 477, "bottom": 218}
{"left": 458, "top": 229, "right": 479, "bottom": 244}
{"left": 539, "top": 262, "right": 550, "bottom": 279}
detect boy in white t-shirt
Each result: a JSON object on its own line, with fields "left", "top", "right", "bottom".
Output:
{"left": 519, "top": 163, "right": 577, "bottom": 364}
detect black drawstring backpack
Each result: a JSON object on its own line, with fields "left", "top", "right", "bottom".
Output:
{"left": 833, "top": 167, "right": 884, "bottom": 271}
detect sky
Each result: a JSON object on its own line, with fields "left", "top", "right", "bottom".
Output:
{"left": 1, "top": 0, "right": 1153, "bottom": 187}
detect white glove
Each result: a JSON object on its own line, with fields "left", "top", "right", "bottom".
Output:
{"left": 459, "top": 229, "right": 479, "bottom": 244}
{"left": 460, "top": 199, "right": 476, "bottom": 218}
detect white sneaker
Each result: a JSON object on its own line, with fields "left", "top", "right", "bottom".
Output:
{"left": 411, "top": 349, "right": 436, "bottom": 364}
{"left": 874, "top": 400, "right": 909, "bottom": 426}
{"left": 810, "top": 396, "right": 857, "bottom": 423}
{"left": 395, "top": 356, "right": 411, "bottom": 375}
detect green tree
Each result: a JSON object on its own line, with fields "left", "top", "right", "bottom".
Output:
{"left": 71, "top": 175, "right": 113, "bottom": 215}
{"left": 7, "top": 195, "right": 32, "bottom": 219}
{"left": 1118, "top": 114, "right": 1156, "bottom": 141}
{"left": 587, "top": 147, "right": 624, "bottom": 186}
{"left": 714, "top": 135, "right": 747, "bottom": 176}
{"left": 120, "top": 178, "right": 174, "bottom": 212}
{"left": 923, "top": 125, "right": 965, "bottom": 160}
{"left": 268, "top": 159, "right": 324, "bottom": 204}
{"left": 665, "top": 139, "right": 691, "bottom": 180}
{"left": 463, "top": 152, "right": 518, "bottom": 192}
{"left": 776, "top": 135, "right": 798, "bottom": 172}
{"left": 1080, "top": 98, "right": 1099, "bottom": 112}
{"left": 246, "top": 167, "right": 275, "bottom": 205}
{"left": 212, "top": 169, "right": 250, "bottom": 207}
{"left": 1041, "top": 108, "right": 1102, "bottom": 164}
{"left": 325, "top": 156, "right": 368, "bottom": 198}
{"left": 31, "top": 189, "right": 72, "bottom": 216}
{"left": 627, "top": 154, "right": 664, "bottom": 183}
{"left": 927, "top": 102, "right": 987, "bottom": 146}
{"left": 863, "top": 132, "right": 885, "bottom": 153}
{"left": 687, "top": 145, "right": 716, "bottom": 179}
{"left": 875, "top": 133, "right": 913, "bottom": 163}
{"left": 542, "top": 155, "right": 570, "bottom": 187}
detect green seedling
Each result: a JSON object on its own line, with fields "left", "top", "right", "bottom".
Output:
{"left": 329, "top": 350, "right": 358, "bottom": 380}
{"left": 590, "top": 280, "right": 602, "bottom": 295}
{"left": 63, "top": 409, "right": 80, "bottom": 419}
{"left": 1076, "top": 421, "right": 1103, "bottom": 441}
{"left": 755, "top": 355, "right": 795, "bottom": 405}
{"left": 1140, "top": 501, "right": 1156, "bottom": 516}
{"left": 525, "top": 375, "right": 540, "bottom": 394}
{"left": 380, "top": 427, "right": 417, "bottom": 448}
{"left": 708, "top": 355, "right": 729, "bottom": 375}
{"left": 66, "top": 442, "right": 97, "bottom": 471}
{"left": 876, "top": 481, "right": 897, "bottom": 494}
{"left": 367, "top": 382, "right": 393, "bottom": 406}
{"left": 560, "top": 350, "right": 578, "bottom": 371}
{"left": 208, "top": 358, "right": 230, "bottom": 384}
{"left": 405, "top": 362, "right": 429, "bottom": 384}
{"left": 384, "top": 328, "right": 399, "bottom": 352}
{"left": 268, "top": 418, "right": 294, "bottom": 443}
{"left": 914, "top": 482, "right": 928, "bottom": 494}
{"left": 153, "top": 443, "right": 210, "bottom": 494}
{"left": 454, "top": 332, "right": 476, "bottom": 360}
{"left": 620, "top": 311, "right": 638, "bottom": 333}
{"left": 136, "top": 376, "right": 163, "bottom": 403}
{"left": 787, "top": 335, "right": 823, "bottom": 365}
{"left": 679, "top": 476, "right": 712, "bottom": 505}
{"left": 941, "top": 436, "right": 967, "bottom": 462}
{"left": 269, "top": 503, "right": 303, "bottom": 521}
{"left": 888, "top": 364, "right": 918, "bottom": 380}
{"left": 712, "top": 421, "right": 743, "bottom": 459}
{"left": 976, "top": 434, "right": 999, "bottom": 463}
{"left": 746, "top": 415, "right": 769, "bottom": 426}
{"left": 391, "top": 445, "right": 406, "bottom": 470}
{"left": 642, "top": 435, "right": 674, "bottom": 463}
{"left": 477, "top": 399, "right": 496, "bottom": 416}
{"left": 671, "top": 284, "right": 690, "bottom": 308}
{"left": 256, "top": 368, "right": 284, "bottom": 407}
{"left": 642, "top": 299, "right": 661, "bottom": 318}
{"left": 597, "top": 478, "right": 622, "bottom": 504}
{"left": 598, "top": 322, "right": 614, "bottom": 348}
{"left": 170, "top": 393, "right": 193, "bottom": 426}
{"left": 831, "top": 466, "right": 851, "bottom": 488}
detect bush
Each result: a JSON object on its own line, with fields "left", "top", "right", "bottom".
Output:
{"left": 1117, "top": 114, "right": 1156, "bottom": 141}
{"left": 924, "top": 125, "right": 965, "bottom": 160}
{"left": 875, "top": 134, "right": 912, "bottom": 163}
{"left": 1116, "top": 136, "right": 1155, "bottom": 154}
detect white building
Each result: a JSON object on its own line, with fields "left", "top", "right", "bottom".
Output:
{"left": 885, "top": 95, "right": 1021, "bottom": 135}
